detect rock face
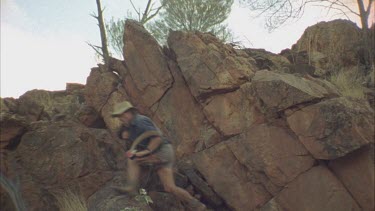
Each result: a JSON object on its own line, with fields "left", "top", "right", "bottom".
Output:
{"left": 272, "top": 166, "right": 361, "bottom": 211}
{"left": 1, "top": 19, "right": 374, "bottom": 211}
{"left": 290, "top": 19, "right": 362, "bottom": 73}
{"left": 287, "top": 97, "right": 374, "bottom": 159}
{"left": 329, "top": 146, "right": 374, "bottom": 211}
{"left": 168, "top": 31, "right": 255, "bottom": 101}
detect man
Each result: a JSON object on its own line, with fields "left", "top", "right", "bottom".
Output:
{"left": 111, "top": 101, "right": 206, "bottom": 210}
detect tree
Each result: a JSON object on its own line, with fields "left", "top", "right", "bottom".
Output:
{"left": 89, "top": 0, "right": 110, "bottom": 65}
{"left": 240, "top": 0, "right": 374, "bottom": 69}
{"left": 239, "top": 0, "right": 373, "bottom": 31}
{"left": 106, "top": 18, "right": 126, "bottom": 58}
{"left": 106, "top": 0, "right": 163, "bottom": 58}
{"left": 147, "top": 0, "right": 235, "bottom": 44}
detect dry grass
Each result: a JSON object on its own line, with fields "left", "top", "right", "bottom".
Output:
{"left": 55, "top": 190, "right": 87, "bottom": 211}
{"left": 329, "top": 68, "right": 366, "bottom": 99}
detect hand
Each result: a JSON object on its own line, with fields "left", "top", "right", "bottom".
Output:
{"left": 134, "top": 150, "right": 151, "bottom": 157}
{"left": 126, "top": 150, "right": 137, "bottom": 159}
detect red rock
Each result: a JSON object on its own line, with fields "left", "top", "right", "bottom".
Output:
{"left": 274, "top": 166, "right": 360, "bottom": 211}
{"left": 84, "top": 67, "right": 120, "bottom": 112}
{"left": 148, "top": 60, "right": 221, "bottom": 157}
{"left": 122, "top": 20, "right": 173, "bottom": 110}
{"left": 292, "top": 20, "right": 361, "bottom": 71}
{"left": 202, "top": 83, "right": 265, "bottom": 137}
{"left": 192, "top": 142, "right": 272, "bottom": 210}
{"left": 8, "top": 120, "right": 127, "bottom": 209}
{"left": 287, "top": 97, "right": 374, "bottom": 159}
{"left": 226, "top": 124, "right": 315, "bottom": 192}
{"left": 168, "top": 31, "right": 256, "bottom": 101}
{"left": 329, "top": 146, "right": 374, "bottom": 211}
{"left": 250, "top": 70, "right": 339, "bottom": 113}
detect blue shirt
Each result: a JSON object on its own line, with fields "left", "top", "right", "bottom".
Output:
{"left": 128, "top": 114, "right": 170, "bottom": 150}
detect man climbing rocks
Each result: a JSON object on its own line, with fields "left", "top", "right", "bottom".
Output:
{"left": 111, "top": 101, "right": 206, "bottom": 211}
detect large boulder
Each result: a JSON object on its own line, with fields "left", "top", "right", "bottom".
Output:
{"left": 329, "top": 146, "right": 374, "bottom": 211}
{"left": 17, "top": 88, "right": 84, "bottom": 121}
{"left": 168, "top": 31, "right": 256, "bottom": 101}
{"left": 2, "top": 120, "right": 128, "bottom": 210}
{"left": 84, "top": 67, "right": 120, "bottom": 113}
{"left": 291, "top": 19, "right": 362, "bottom": 72}
{"left": 272, "top": 166, "right": 360, "bottom": 211}
{"left": 148, "top": 60, "right": 221, "bottom": 157}
{"left": 122, "top": 20, "right": 173, "bottom": 111}
{"left": 192, "top": 142, "right": 272, "bottom": 210}
{"left": 200, "top": 83, "right": 264, "bottom": 137}
{"left": 190, "top": 124, "right": 315, "bottom": 210}
{"left": 226, "top": 124, "right": 315, "bottom": 192}
{"left": 250, "top": 70, "right": 339, "bottom": 114}
{"left": 287, "top": 97, "right": 374, "bottom": 159}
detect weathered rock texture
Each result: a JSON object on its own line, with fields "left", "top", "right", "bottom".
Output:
{"left": 287, "top": 19, "right": 363, "bottom": 75}
{"left": 0, "top": 19, "right": 374, "bottom": 211}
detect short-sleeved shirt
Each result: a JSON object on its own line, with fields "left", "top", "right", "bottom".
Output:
{"left": 128, "top": 114, "right": 170, "bottom": 151}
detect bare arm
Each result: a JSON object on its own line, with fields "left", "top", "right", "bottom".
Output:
{"left": 135, "top": 136, "right": 162, "bottom": 157}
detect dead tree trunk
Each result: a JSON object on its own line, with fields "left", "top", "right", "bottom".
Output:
{"left": 357, "top": 0, "right": 373, "bottom": 71}
{"left": 95, "top": 0, "right": 110, "bottom": 65}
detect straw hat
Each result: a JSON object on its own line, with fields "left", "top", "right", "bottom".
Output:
{"left": 112, "top": 101, "right": 136, "bottom": 116}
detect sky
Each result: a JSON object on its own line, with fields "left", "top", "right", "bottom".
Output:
{"left": 1, "top": 0, "right": 373, "bottom": 98}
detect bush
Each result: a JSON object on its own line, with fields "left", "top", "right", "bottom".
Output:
{"left": 329, "top": 68, "right": 366, "bottom": 99}
{"left": 55, "top": 190, "right": 87, "bottom": 211}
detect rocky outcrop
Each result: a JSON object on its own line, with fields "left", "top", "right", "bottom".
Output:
{"left": 287, "top": 97, "right": 374, "bottom": 159}
{"left": 1, "top": 120, "right": 128, "bottom": 210}
{"left": 1, "top": 19, "right": 374, "bottom": 211}
{"left": 168, "top": 31, "right": 256, "bottom": 101}
{"left": 271, "top": 166, "right": 361, "bottom": 211}
{"left": 289, "top": 19, "right": 362, "bottom": 74}
{"left": 329, "top": 146, "right": 374, "bottom": 211}
{"left": 250, "top": 70, "right": 339, "bottom": 114}
{"left": 122, "top": 20, "right": 173, "bottom": 111}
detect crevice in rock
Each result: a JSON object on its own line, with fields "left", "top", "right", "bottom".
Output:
{"left": 224, "top": 143, "right": 273, "bottom": 198}
{"left": 164, "top": 48, "right": 223, "bottom": 138}
{"left": 4, "top": 131, "right": 27, "bottom": 151}
{"left": 197, "top": 86, "right": 240, "bottom": 102}
{"left": 98, "top": 80, "right": 121, "bottom": 115}
{"left": 278, "top": 97, "right": 329, "bottom": 118}
{"left": 149, "top": 61, "right": 176, "bottom": 116}
{"left": 326, "top": 156, "right": 364, "bottom": 209}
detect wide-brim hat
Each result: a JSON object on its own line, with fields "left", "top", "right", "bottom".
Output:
{"left": 111, "top": 101, "right": 136, "bottom": 116}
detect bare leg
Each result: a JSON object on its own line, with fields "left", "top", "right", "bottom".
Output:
{"left": 127, "top": 158, "right": 141, "bottom": 187}
{"left": 112, "top": 159, "right": 141, "bottom": 193}
{"left": 157, "top": 167, "right": 206, "bottom": 210}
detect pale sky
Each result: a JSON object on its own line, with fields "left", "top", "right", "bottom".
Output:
{"left": 1, "top": 0, "right": 370, "bottom": 98}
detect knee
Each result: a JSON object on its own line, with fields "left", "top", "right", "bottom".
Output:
{"left": 164, "top": 184, "right": 177, "bottom": 193}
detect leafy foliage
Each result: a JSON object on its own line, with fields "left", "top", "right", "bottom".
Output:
{"left": 147, "top": 0, "right": 234, "bottom": 44}
{"left": 106, "top": 18, "right": 126, "bottom": 58}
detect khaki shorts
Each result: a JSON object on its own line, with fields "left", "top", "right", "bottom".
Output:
{"left": 136, "top": 143, "right": 175, "bottom": 169}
